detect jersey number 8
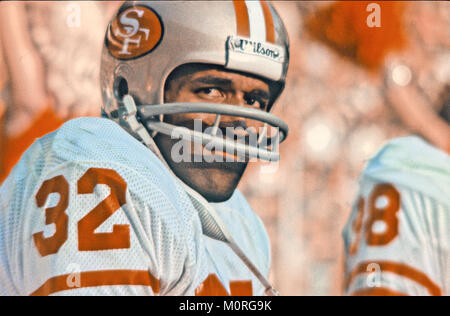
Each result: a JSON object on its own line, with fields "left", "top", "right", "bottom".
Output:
{"left": 349, "top": 183, "right": 401, "bottom": 255}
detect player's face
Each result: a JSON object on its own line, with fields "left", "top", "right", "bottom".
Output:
{"left": 155, "top": 64, "right": 271, "bottom": 202}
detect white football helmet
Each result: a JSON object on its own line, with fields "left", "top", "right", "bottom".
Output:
{"left": 101, "top": 0, "right": 290, "bottom": 162}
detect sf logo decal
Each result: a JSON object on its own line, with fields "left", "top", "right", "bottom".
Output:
{"left": 107, "top": 6, "right": 163, "bottom": 59}
{"left": 114, "top": 8, "right": 150, "bottom": 55}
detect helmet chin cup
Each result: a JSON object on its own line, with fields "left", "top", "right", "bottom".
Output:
{"left": 123, "top": 95, "right": 288, "bottom": 162}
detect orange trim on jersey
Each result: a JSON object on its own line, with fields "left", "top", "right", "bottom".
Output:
{"left": 30, "top": 270, "right": 160, "bottom": 296}
{"left": 195, "top": 274, "right": 253, "bottom": 296}
{"left": 196, "top": 274, "right": 229, "bottom": 296}
{"left": 0, "top": 105, "right": 64, "bottom": 183}
{"left": 229, "top": 280, "right": 253, "bottom": 296}
{"left": 350, "top": 287, "right": 407, "bottom": 296}
{"left": 345, "top": 261, "right": 442, "bottom": 296}
{"left": 260, "top": 1, "right": 275, "bottom": 43}
{"left": 233, "top": 0, "right": 250, "bottom": 38}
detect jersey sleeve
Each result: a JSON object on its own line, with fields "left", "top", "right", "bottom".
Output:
{"left": 343, "top": 177, "right": 449, "bottom": 296}
{"left": 1, "top": 157, "right": 206, "bottom": 296}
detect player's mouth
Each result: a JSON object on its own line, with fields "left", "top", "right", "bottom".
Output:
{"left": 165, "top": 118, "right": 276, "bottom": 163}
{"left": 194, "top": 120, "right": 262, "bottom": 162}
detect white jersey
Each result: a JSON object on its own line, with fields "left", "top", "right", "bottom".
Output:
{"left": 343, "top": 136, "right": 449, "bottom": 296}
{"left": 0, "top": 117, "right": 271, "bottom": 296}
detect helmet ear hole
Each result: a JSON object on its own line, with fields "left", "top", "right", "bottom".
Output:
{"left": 114, "top": 76, "right": 129, "bottom": 101}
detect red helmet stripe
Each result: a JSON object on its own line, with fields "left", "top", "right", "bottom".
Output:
{"left": 233, "top": 0, "right": 250, "bottom": 38}
{"left": 260, "top": 1, "right": 275, "bottom": 43}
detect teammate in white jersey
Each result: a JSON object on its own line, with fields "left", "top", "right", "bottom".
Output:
{"left": 0, "top": 1, "right": 290, "bottom": 296}
{"left": 343, "top": 79, "right": 450, "bottom": 296}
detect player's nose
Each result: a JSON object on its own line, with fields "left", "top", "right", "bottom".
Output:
{"left": 229, "top": 92, "right": 248, "bottom": 108}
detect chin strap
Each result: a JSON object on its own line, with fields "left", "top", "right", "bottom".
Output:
{"left": 121, "top": 95, "right": 159, "bottom": 156}
{"left": 121, "top": 95, "right": 280, "bottom": 296}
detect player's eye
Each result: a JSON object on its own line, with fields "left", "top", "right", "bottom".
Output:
{"left": 244, "top": 95, "right": 268, "bottom": 110}
{"left": 195, "top": 87, "right": 224, "bottom": 99}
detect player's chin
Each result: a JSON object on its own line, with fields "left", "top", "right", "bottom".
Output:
{"left": 198, "top": 184, "right": 237, "bottom": 203}
{"left": 172, "top": 160, "right": 248, "bottom": 203}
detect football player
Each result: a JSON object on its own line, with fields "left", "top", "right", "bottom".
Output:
{"left": 343, "top": 72, "right": 449, "bottom": 296}
{"left": 0, "top": 1, "right": 290, "bottom": 296}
